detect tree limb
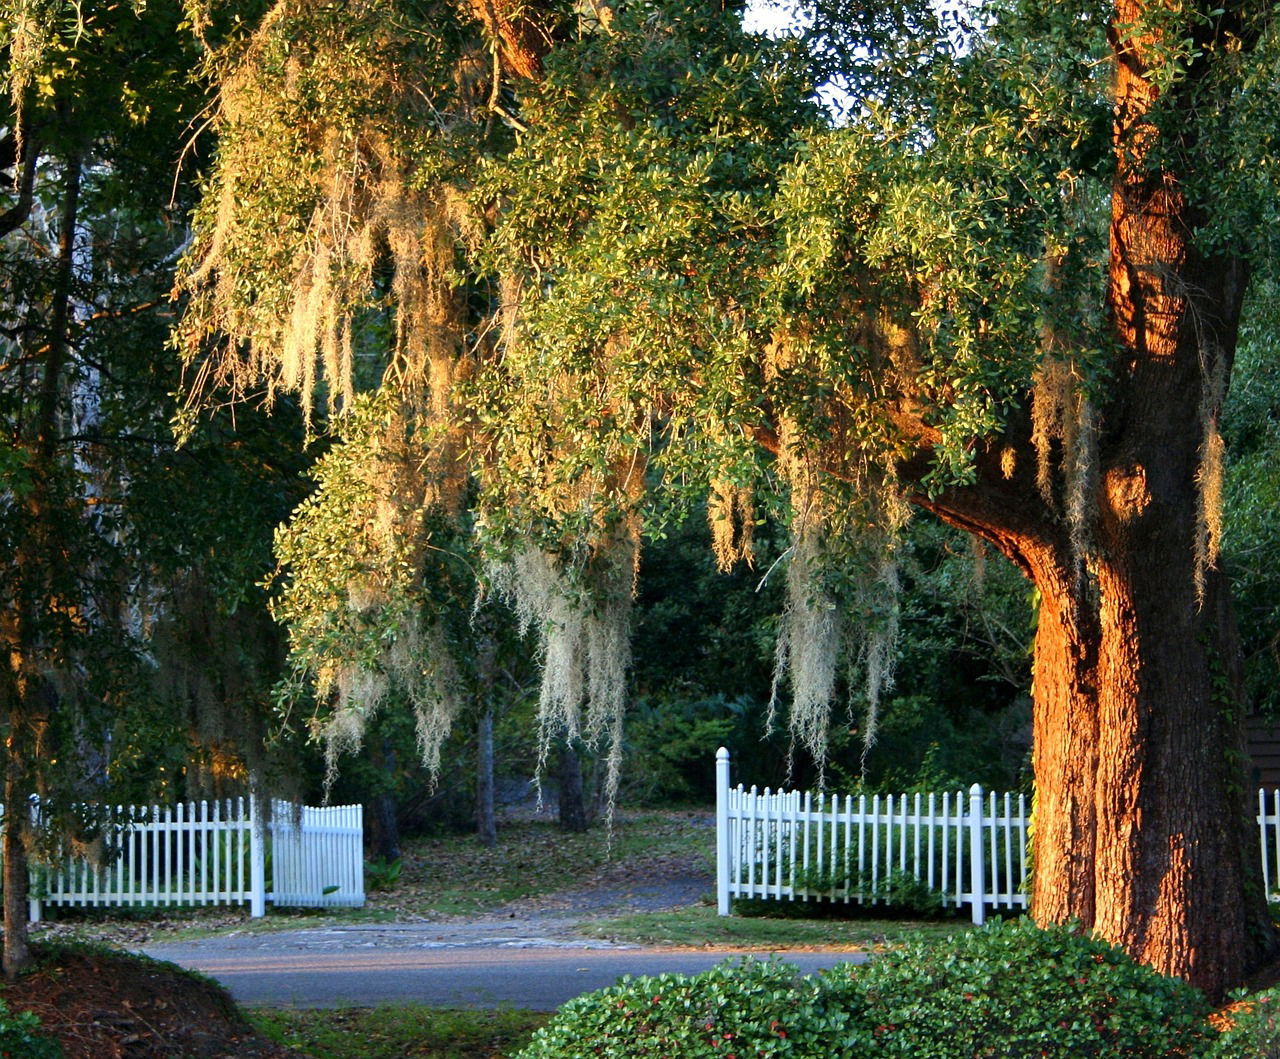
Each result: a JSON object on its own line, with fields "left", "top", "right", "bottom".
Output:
{"left": 0, "top": 130, "right": 40, "bottom": 240}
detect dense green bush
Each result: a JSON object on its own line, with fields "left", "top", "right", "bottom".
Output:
{"left": 622, "top": 696, "right": 750, "bottom": 805}
{"left": 823, "top": 918, "right": 1213, "bottom": 1058}
{"left": 0, "top": 999, "right": 61, "bottom": 1059}
{"left": 522, "top": 920, "right": 1224, "bottom": 1059}
{"left": 1207, "top": 987, "right": 1280, "bottom": 1058}
{"left": 516, "top": 957, "right": 861, "bottom": 1058}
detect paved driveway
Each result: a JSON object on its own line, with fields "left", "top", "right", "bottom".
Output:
{"left": 140, "top": 923, "right": 866, "bottom": 1009}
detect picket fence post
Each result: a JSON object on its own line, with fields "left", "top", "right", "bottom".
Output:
{"left": 968, "top": 783, "right": 986, "bottom": 925}
{"left": 249, "top": 794, "right": 266, "bottom": 918}
{"left": 716, "top": 747, "right": 731, "bottom": 916}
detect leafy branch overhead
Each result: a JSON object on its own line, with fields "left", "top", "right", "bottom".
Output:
{"left": 177, "top": 0, "right": 1108, "bottom": 767}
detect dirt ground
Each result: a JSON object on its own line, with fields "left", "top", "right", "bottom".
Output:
{"left": 1, "top": 944, "right": 298, "bottom": 1058}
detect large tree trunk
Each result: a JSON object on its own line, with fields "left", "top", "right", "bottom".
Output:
{"left": 1019, "top": 529, "right": 1269, "bottom": 999}
{"left": 921, "top": 413, "right": 1272, "bottom": 999}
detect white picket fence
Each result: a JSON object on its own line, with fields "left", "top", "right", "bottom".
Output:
{"left": 16, "top": 796, "right": 363, "bottom": 921}
{"left": 1256, "top": 790, "right": 1280, "bottom": 900}
{"left": 717, "top": 748, "right": 1280, "bottom": 923}
{"left": 714, "top": 748, "right": 1025, "bottom": 924}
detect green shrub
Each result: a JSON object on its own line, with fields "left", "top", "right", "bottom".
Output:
{"left": 516, "top": 957, "right": 862, "bottom": 1058}
{"left": 732, "top": 866, "right": 952, "bottom": 922}
{"left": 785, "top": 866, "right": 949, "bottom": 919}
{"left": 621, "top": 696, "right": 747, "bottom": 805}
{"left": 523, "top": 921, "right": 1224, "bottom": 1059}
{"left": 825, "top": 917, "right": 1213, "bottom": 1057}
{"left": 0, "top": 999, "right": 62, "bottom": 1059}
{"left": 364, "top": 857, "right": 403, "bottom": 892}
{"left": 1207, "top": 987, "right": 1280, "bottom": 1058}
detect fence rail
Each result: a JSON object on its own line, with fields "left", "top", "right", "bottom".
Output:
{"left": 717, "top": 748, "right": 1280, "bottom": 922}
{"left": 9, "top": 796, "right": 364, "bottom": 922}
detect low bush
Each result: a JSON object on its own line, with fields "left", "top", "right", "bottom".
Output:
{"left": 364, "top": 857, "right": 403, "bottom": 892}
{"left": 0, "top": 999, "right": 61, "bottom": 1059}
{"left": 516, "top": 957, "right": 861, "bottom": 1058}
{"left": 783, "top": 866, "right": 949, "bottom": 919}
{"left": 821, "top": 917, "right": 1213, "bottom": 1058}
{"left": 522, "top": 919, "right": 1221, "bottom": 1059}
{"left": 1207, "top": 987, "right": 1280, "bottom": 1058}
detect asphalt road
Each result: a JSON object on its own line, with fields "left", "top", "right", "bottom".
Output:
{"left": 140, "top": 926, "right": 866, "bottom": 1010}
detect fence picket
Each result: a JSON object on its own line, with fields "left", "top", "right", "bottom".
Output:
{"left": 898, "top": 793, "right": 908, "bottom": 876}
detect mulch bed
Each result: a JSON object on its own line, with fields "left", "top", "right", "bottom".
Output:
{"left": 1, "top": 944, "right": 300, "bottom": 1058}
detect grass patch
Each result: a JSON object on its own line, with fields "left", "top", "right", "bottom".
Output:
{"left": 581, "top": 903, "right": 969, "bottom": 949}
{"left": 250, "top": 1005, "right": 549, "bottom": 1058}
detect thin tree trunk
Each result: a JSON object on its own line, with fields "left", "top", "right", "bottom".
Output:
{"left": 2, "top": 708, "right": 31, "bottom": 979}
{"left": 370, "top": 738, "right": 401, "bottom": 863}
{"left": 557, "top": 740, "right": 589, "bottom": 833}
{"left": 475, "top": 636, "right": 498, "bottom": 848}
{"left": 2, "top": 151, "right": 84, "bottom": 979}
{"left": 476, "top": 708, "right": 496, "bottom": 848}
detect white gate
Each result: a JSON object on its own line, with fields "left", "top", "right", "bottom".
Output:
{"left": 270, "top": 801, "right": 365, "bottom": 907}
{"left": 16, "top": 796, "right": 364, "bottom": 920}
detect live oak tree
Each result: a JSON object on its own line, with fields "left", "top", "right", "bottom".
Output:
{"left": 176, "top": 0, "right": 1280, "bottom": 997}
